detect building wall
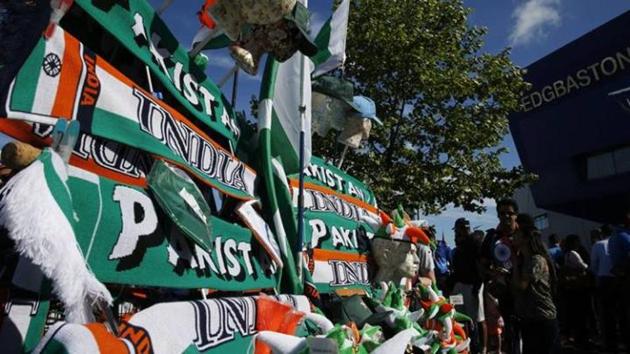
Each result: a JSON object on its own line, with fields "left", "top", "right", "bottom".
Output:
{"left": 513, "top": 187, "right": 601, "bottom": 250}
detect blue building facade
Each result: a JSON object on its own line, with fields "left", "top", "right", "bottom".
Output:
{"left": 509, "top": 11, "right": 630, "bottom": 223}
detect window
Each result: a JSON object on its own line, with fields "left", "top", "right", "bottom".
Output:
{"left": 534, "top": 214, "right": 549, "bottom": 230}
{"left": 586, "top": 145, "right": 630, "bottom": 180}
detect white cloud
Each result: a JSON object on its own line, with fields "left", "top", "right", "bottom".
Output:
{"left": 509, "top": 0, "right": 562, "bottom": 47}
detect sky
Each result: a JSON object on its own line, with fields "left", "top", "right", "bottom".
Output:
{"left": 3, "top": 0, "right": 628, "bottom": 245}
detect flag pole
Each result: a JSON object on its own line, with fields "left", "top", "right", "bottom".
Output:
{"left": 295, "top": 0, "right": 309, "bottom": 278}
{"left": 231, "top": 67, "right": 240, "bottom": 107}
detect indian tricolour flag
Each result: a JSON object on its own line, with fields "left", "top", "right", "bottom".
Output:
{"left": 2, "top": 25, "right": 85, "bottom": 123}
{"left": 311, "top": 0, "right": 351, "bottom": 77}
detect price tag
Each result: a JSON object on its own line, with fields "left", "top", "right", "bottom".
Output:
{"left": 449, "top": 294, "right": 464, "bottom": 305}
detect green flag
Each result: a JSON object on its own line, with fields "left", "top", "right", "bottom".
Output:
{"left": 311, "top": 0, "right": 351, "bottom": 77}
{"left": 147, "top": 160, "right": 213, "bottom": 252}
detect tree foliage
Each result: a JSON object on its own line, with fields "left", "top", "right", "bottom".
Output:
{"left": 313, "top": 0, "right": 535, "bottom": 214}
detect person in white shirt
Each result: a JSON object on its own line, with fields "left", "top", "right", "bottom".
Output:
{"left": 590, "top": 225, "right": 619, "bottom": 352}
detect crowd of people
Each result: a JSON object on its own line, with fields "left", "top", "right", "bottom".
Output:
{"left": 425, "top": 199, "right": 630, "bottom": 354}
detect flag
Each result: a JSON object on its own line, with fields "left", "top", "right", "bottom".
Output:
{"left": 0, "top": 149, "right": 112, "bottom": 323}
{"left": 311, "top": 0, "right": 351, "bottom": 77}
{"left": 3, "top": 27, "right": 257, "bottom": 200}
{"left": 256, "top": 55, "right": 311, "bottom": 294}
{"left": 260, "top": 54, "right": 312, "bottom": 176}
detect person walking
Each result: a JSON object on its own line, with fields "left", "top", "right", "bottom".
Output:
{"left": 451, "top": 218, "right": 486, "bottom": 354}
{"left": 609, "top": 208, "right": 630, "bottom": 353}
{"left": 590, "top": 224, "right": 619, "bottom": 352}
{"left": 547, "top": 234, "right": 563, "bottom": 267}
{"left": 512, "top": 214, "right": 558, "bottom": 354}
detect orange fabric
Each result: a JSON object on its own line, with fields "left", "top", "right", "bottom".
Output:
{"left": 288, "top": 179, "right": 378, "bottom": 214}
{"left": 312, "top": 248, "right": 368, "bottom": 263}
{"left": 256, "top": 294, "right": 294, "bottom": 332}
{"left": 198, "top": 0, "right": 217, "bottom": 28}
{"left": 118, "top": 321, "right": 154, "bottom": 354}
{"left": 404, "top": 226, "right": 430, "bottom": 245}
{"left": 379, "top": 211, "right": 392, "bottom": 225}
{"left": 85, "top": 323, "right": 130, "bottom": 354}
{"left": 279, "top": 309, "right": 305, "bottom": 335}
{"left": 453, "top": 321, "right": 467, "bottom": 339}
{"left": 69, "top": 155, "right": 147, "bottom": 187}
{"left": 51, "top": 31, "right": 82, "bottom": 119}
{"left": 255, "top": 295, "right": 306, "bottom": 354}
{"left": 335, "top": 288, "right": 367, "bottom": 297}
{"left": 0, "top": 119, "right": 51, "bottom": 147}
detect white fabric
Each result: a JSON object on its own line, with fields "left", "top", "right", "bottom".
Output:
{"left": 256, "top": 331, "right": 307, "bottom": 354}
{"left": 590, "top": 239, "right": 613, "bottom": 277}
{"left": 565, "top": 250, "right": 588, "bottom": 271}
{"left": 274, "top": 52, "right": 313, "bottom": 171}
{"left": 371, "top": 328, "right": 420, "bottom": 354}
{"left": 451, "top": 282, "right": 485, "bottom": 322}
{"left": 312, "top": 0, "right": 350, "bottom": 77}
{"left": 32, "top": 323, "right": 100, "bottom": 354}
{"left": 0, "top": 151, "right": 112, "bottom": 323}
{"left": 125, "top": 295, "right": 311, "bottom": 353}
{"left": 417, "top": 244, "right": 435, "bottom": 274}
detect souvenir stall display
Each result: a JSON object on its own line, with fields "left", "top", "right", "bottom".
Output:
{"left": 0, "top": 0, "right": 471, "bottom": 353}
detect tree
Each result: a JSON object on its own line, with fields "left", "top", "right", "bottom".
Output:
{"left": 314, "top": 0, "right": 535, "bottom": 214}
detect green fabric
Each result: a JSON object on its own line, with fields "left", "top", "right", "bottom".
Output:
{"left": 7, "top": 31, "right": 256, "bottom": 200}
{"left": 201, "top": 34, "right": 232, "bottom": 51}
{"left": 147, "top": 160, "right": 213, "bottom": 252}
{"left": 10, "top": 35, "right": 44, "bottom": 112}
{"left": 283, "top": 156, "right": 377, "bottom": 293}
{"left": 311, "top": 17, "right": 332, "bottom": 67}
{"left": 300, "top": 156, "right": 377, "bottom": 206}
{"left": 22, "top": 281, "right": 52, "bottom": 353}
{"left": 68, "top": 169, "right": 277, "bottom": 291}
{"left": 258, "top": 58, "right": 303, "bottom": 294}
{"left": 73, "top": 0, "right": 240, "bottom": 145}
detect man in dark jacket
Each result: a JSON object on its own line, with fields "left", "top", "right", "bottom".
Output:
{"left": 451, "top": 217, "right": 486, "bottom": 354}
{"left": 479, "top": 199, "right": 520, "bottom": 354}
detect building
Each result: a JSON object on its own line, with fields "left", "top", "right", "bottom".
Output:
{"left": 513, "top": 186, "right": 601, "bottom": 247}
{"left": 509, "top": 10, "right": 630, "bottom": 224}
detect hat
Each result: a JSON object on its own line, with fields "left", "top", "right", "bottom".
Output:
{"left": 352, "top": 96, "right": 383, "bottom": 125}
{"left": 453, "top": 217, "right": 470, "bottom": 230}
{"left": 284, "top": 2, "right": 318, "bottom": 56}
{"left": 312, "top": 75, "right": 358, "bottom": 109}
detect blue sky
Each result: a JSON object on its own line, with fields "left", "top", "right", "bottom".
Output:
{"left": 3, "top": 1, "right": 628, "bottom": 245}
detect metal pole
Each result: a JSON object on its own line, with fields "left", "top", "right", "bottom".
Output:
{"left": 296, "top": 52, "right": 307, "bottom": 277}
{"left": 295, "top": 0, "right": 309, "bottom": 275}
{"left": 231, "top": 67, "right": 239, "bottom": 107}
{"left": 337, "top": 145, "right": 348, "bottom": 169}
{"left": 145, "top": 65, "right": 154, "bottom": 94}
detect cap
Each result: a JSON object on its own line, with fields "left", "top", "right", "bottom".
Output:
{"left": 352, "top": 96, "right": 383, "bottom": 125}
{"left": 453, "top": 217, "right": 470, "bottom": 230}
{"left": 312, "top": 76, "right": 358, "bottom": 110}
{"left": 284, "top": 2, "right": 318, "bottom": 56}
